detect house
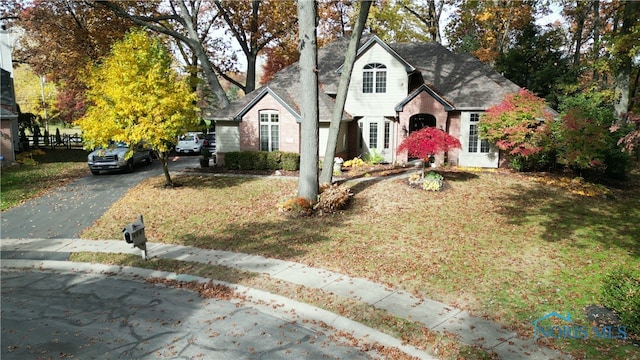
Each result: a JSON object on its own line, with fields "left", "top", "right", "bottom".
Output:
{"left": 211, "top": 35, "right": 522, "bottom": 168}
{"left": 1, "top": 26, "right": 18, "bottom": 166}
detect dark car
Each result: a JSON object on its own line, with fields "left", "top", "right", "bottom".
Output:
{"left": 203, "top": 133, "right": 216, "bottom": 154}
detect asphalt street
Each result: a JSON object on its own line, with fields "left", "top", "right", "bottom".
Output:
{"left": 1, "top": 268, "right": 374, "bottom": 360}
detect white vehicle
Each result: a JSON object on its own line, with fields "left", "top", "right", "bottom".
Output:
{"left": 176, "top": 132, "right": 204, "bottom": 154}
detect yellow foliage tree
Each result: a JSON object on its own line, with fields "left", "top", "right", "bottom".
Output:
{"left": 76, "top": 29, "right": 199, "bottom": 187}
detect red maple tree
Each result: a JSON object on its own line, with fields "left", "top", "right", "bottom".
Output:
{"left": 397, "top": 127, "right": 461, "bottom": 174}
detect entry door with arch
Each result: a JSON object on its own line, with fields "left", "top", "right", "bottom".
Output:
{"left": 358, "top": 117, "right": 394, "bottom": 163}
{"left": 409, "top": 114, "right": 436, "bottom": 133}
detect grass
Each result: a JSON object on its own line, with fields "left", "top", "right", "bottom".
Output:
{"left": 1, "top": 149, "right": 89, "bottom": 210}
{"left": 3, "top": 151, "right": 639, "bottom": 358}
{"left": 78, "top": 168, "right": 640, "bottom": 359}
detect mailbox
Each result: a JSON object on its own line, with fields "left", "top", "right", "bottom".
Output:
{"left": 122, "top": 214, "right": 148, "bottom": 260}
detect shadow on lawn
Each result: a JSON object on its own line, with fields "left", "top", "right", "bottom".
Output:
{"left": 173, "top": 214, "right": 343, "bottom": 259}
{"left": 493, "top": 183, "right": 640, "bottom": 258}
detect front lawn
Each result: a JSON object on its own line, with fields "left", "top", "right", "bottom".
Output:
{"left": 1, "top": 149, "right": 89, "bottom": 211}
{"left": 80, "top": 166, "right": 640, "bottom": 359}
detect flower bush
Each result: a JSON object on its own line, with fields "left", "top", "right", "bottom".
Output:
{"left": 343, "top": 157, "right": 366, "bottom": 168}
{"left": 408, "top": 171, "right": 444, "bottom": 191}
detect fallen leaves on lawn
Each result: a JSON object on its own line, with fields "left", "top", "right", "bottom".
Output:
{"left": 527, "top": 173, "right": 611, "bottom": 197}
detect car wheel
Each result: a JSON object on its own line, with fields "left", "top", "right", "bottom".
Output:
{"left": 145, "top": 153, "right": 152, "bottom": 165}
{"left": 126, "top": 160, "right": 134, "bottom": 173}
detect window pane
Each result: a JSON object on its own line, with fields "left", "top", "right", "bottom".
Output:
{"left": 470, "top": 113, "right": 479, "bottom": 122}
{"left": 271, "top": 125, "right": 279, "bottom": 151}
{"left": 384, "top": 122, "right": 390, "bottom": 149}
{"left": 480, "top": 139, "right": 490, "bottom": 153}
{"left": 271, "top": 114, "right": 279, "bottom": 122}
{"left": 260, "top": 125, "right": 269, "bottom": 151}
{"left": 468, "top": 124, "right": 478, "bottom": 153}
{"left": 363, "top": 72, "right": 373, "bottom": 93}
{"left": 369, "top": 123, "right": 378, "bottom": 149}
{"left": 376, "top": 71, "right": 386, "bottom": 93}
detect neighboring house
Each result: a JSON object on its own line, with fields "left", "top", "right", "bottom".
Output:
{"left": 1, "top": 26, "right": 18, "bottom": 165}
{"left": 211, "top": 35, "right": 522, "bottom": 168}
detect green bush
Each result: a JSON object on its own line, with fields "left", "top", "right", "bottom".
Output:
{"left": 224, "top": 152, "right": 240, "bottom": 169}
{"left": 224, "top": 151, "right": 299, "bottom": 171}
{"left": 237, "top": 151, "right": 254, "bottom": 169}
{"left": 601, "top": 267, "right": 640, "bottom": 335}
{"left": 604, "top": 147, "right": 631, "bottom": 180}
{"left": 266, "top": 152, "right": 282, "bottom": 170}
{"left": 280, "top": 152, "right": 300, "bottom": 171}
{"left": 253, "top": 151, "right": 268, "bottom": 170}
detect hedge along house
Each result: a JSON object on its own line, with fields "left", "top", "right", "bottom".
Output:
{"left": 211, "top": 35, "right": 522, "bottom": 168}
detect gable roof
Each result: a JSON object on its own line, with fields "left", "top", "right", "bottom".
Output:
{"left": 213, "top": 35, "right": 522, "bottom": 120}
{"left": 337, "top": 35, "right": 415, "bottom": 75}
{"left": 233, "top": 86, "right": 301, "bottom": 121}
{"left": 395, "top": 84, "right": 454, "bottom": 112}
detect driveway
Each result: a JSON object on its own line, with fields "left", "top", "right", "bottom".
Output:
{"left": 1, "top": 155, "right": 198, "bottom": 239}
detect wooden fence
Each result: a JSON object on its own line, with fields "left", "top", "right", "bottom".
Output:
{"left": 21, "top": 134, "right": 84, "bottom": 151}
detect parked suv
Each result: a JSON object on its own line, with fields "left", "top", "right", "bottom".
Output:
{"left": 87, "top": 141, "right": 153, "bottom": 175}
{"left": 176, "top": 132, "right": 204, "bottom": 154}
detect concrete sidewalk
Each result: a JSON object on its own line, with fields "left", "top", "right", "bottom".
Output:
{"left": 1, "top": 238, "right": 569, "bottom": 359}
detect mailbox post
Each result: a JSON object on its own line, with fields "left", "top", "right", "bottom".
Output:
{"left": 122, "top": 214, "right": 148, "bottom": 260}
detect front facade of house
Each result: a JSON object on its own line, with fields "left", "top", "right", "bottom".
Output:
{"left": 212, "top": 36, "right": 521, "bottom": 168}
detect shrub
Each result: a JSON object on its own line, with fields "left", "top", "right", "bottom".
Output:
{"left": 365, "top": 149, "right": 384, "bottom": 164}
{"left": 604, "top": 147, "right": 631, "bottom": 180}
{"left": 315, "top": 184, "right": 352, "bottom": 214}
{"left": 408, "top": 171, "right": 443, "bottom": 191}
{"left": 252, "top": 151, "right": 268, "bottom": 170}
{"left": 237, "top": 151, "right": 254, "bottom": 169}
{"left": 422, "top": 171, "right": 444, "bottom": 191}
{"left": 277, "top": 196, "right": 314, "bottom": 217}
{"left": 344, "top": 157, "right": 366, "bottom": 168}
{"left": 266, "top": 151, "right": 282, "bottom": 170}
{"left": 224, "top": 152, "right": 240, "bottom": 169}
{"left": 224, "top": 151, "right": 300, "bottom": 171}
{"left": 601, "top": 267, "right": 640, "bottom": 335}
{"left": 280, "top": 152, "right": 300, "bottom": 171}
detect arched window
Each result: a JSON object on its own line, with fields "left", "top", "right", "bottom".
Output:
{"left": 363, "top": 63, "right": 386, "bottom": 93}
{"left": 259, "top": 110, "right": 279, "bottom": 151}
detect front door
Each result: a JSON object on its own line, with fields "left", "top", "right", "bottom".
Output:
{"left": 358, "top": 117, "right": 393, "bottom": 163}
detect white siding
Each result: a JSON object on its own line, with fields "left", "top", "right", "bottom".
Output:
{"left": 458, "top": 112, "right": 499, "bottom": 168}
{"left": 345, "top": 43, "right": 408, "bottom": 117}
{"left": 216, "top": 121, "right": 240, "bottom": 153}
{"left": 319, "top": 122, "right": 349, "bottom": 159}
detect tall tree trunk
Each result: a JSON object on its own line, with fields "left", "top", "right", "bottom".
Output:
{"left": 572, "top": 0, "right": 586, "bottom": 67}
{"left": 592, "top": 0, "right": 600, "bottom": 82}
{"left": 613, "top": 0, "right": 638, "bottom": 118}
{"left": 297, "top": 0, "right": 319, "bottom": 201}
{"left": 319, "top": 0, "right": 372, "bottom": 184}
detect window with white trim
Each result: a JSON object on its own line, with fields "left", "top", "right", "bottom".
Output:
{"left": 363, "top": 63, "right": 387, "bottom": 93}
{"left": 260, "top": 111, "right": 279, "bottom": 151}
{"left": 384, "top": 122, "right": 390, "bottom": 149}
{"left": 468, "top": 113, "right": 490, "bottom": 153}
{"left": 369, "top": 122, "right": 378, "bottom": 149}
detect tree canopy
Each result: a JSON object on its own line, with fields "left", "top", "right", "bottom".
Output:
{"left": 76, "top": 30, "right": 199, "bottom": 186}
